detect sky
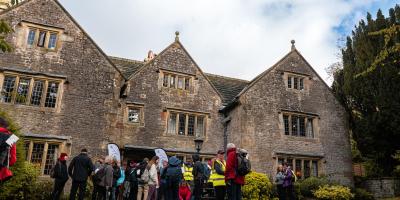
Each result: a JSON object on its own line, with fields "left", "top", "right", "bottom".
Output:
{"left": 59, "top": 0, "right": 399, "bottom": 84}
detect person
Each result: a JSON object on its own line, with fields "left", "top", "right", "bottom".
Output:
{"left": 182, "top": 157, "right": 193, "bottom": 188}
{"left": 92, "top": 158, "right": 104, "bottom": 200}
{"left": 147, "top": 156, "right": 159, "bottom": 200}
{"left": 137, "top": 158, "right": 149, "bottom": 200}
{"left": 165, "top": 156, "right": 182, "bottom": 200}
{"left": 68, "top": 148, "right": 95, "bottom": 200}
{"left": 283, "top": 162, "right": 295, "bottom": 200}
{"left": 191, "top": 154, "right": 204, "bottom": 200}
{"left": 111, "top": 159, "right": 122, "bottom": 200}
{"left": 158, "top": 160, "right": 168, "bottom": 200}
{"left": 178, "top": 180, "right": 191, "bottom": 200}
{"left": 275, "top": 164, "right": 285, "bottom": 200}
{"left": 98, "top": 156, "right": 114, "bottom": 200}
{"left": 225, "top": 143, "right": 245, "bottom": 200}
{"left": 124, "top": 161, "right": 138, "bottom": 200}
{"left": 51, "top": 153, "right": 69, "bottom": 200}
{"left": 0, "top": 117, "right": 16, "bottom": 182}
{"left": 210, "top": 150, "right": 226, "bottom": 200}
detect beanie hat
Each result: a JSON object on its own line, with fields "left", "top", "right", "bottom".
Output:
{"left": 59, "top": 153, "right": 68, "bottom": 161}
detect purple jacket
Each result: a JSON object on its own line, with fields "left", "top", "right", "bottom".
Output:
{"left": 283, "top": 168, "right": 293, "bottom": 187}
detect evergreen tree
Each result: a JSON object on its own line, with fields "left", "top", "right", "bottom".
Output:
{"left": 0, "top": 20, "right": 12, "bottom": 52}
{"left": 332, "top": 4, "right": 400, "bottom": 176}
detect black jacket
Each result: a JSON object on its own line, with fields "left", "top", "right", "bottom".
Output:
{"left": 68, "top": 153, "right": 94, "bottom": 182}
{"left": 54, "top": 160, "right": 69, "bottom": 182}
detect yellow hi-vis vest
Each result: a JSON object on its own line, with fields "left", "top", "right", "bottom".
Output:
{"left": 183, "top": 164, "right": 193, "bottom": 181}
{"left": 210, "top": 159, "right": 226, "bottom": 187}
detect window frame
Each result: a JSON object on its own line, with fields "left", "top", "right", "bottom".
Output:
{"left": 166, "top": 110, "right": 207, "bottom": 137}
{"left": 160, "top": 70, "right": 193, "bottom": 92}
{"left": 285, "top": 72, "right": 308, "bottom": 91}
{"left": 281, "top": 112, "right": 317, "bottom": 138}
{"left": 275, "top": 156, "right": 320, "bottom": 180}
{"left": 22, "top": 21, "right": 63, "bottom": 51}
{"left": 125, "top": 103, "right": 145, "bottom": 126}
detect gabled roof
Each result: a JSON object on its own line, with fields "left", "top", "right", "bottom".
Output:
{"left": 205, "top": 73, "right": 249, "bottom": 104}
{"left": 108, "top": 56, "right": 144, "bottom": 79}
{"left": 0, "top": 0, "right": 125, "bottom": 78}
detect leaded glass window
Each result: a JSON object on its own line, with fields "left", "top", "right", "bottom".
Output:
{"left": 295, "top": 159, "right": 302, "bottom": 179}
{"left": 37, "top": 31, "right": 46, "bottom": 47}
{"left": 188, "top": 115, "right": 195, "bottom": 136}
{"left": 128, "top": 108, "right": 140, "bottom": 123}
{"left": 185, "top": 77, "right": 190, "bottom": 90}
{"left": 163, "top": 74, "right": 169, "bottom": 87}
{"left": 44, "top": 144, "right": 59, "bottom": 175}
{"left": 15, "top": 78, "right": 30, "bottom": 104}
{"left": 287, "top": 76, "right": 292, "bottom": 88}
{"left": 30, "top": 80, "right": 44, "bottom": 106}
{"left": 299, "top": 116, "right": 305, "bottom": 136}
{"left": 304, "top": 160, "right": 311, "bottom": 178}
{"left": 307, "top": 118, "right": 314, "bottom": 138}
{"left": 196, "top": 116, "right": 204, "bottom": 137}
{"left": 299, "top": 78, "right": 304, "bottom": 90}
{"left": 177, "top": 77, "right": 184, "bottom": 89}
{"left": 294, "top": 77, "right": 298, "bottom": 89}
{"left": 44, "top": 82, "right": 58, "bottom": 108}
{"left": 170, "top": 75, "right": 175, "bottom": 88}
{"left": 31, "top": 143, "right": 44, "bottom": 165}
{"left": 291, "top": 115, "right": 298, "bottom": 136}
{"left": 312, "top": 161, "right": 318, "bottom": 177}
{"left": 27, "top": 29, "right": 36, "bottom": 46}
{"left": 178, "top": 114, "right": 186, "bottom": 135}
{"left": 48, "top": 33, "right": 57, "bottom": 49}
{"left": 2, "top": 76, "right": 16, "bottom": 103}
{"left": 168, "top": 113, "right": 177, "bottom": 134}
{"left": 283, "top": 115, "right": 289, "bottom": 135}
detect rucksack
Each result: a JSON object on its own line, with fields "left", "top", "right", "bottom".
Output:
{"left": 140, "top": 168, "right": 150, "bottom": 184}
{"left": 236, "top": 149, "right": 251, "bottom": 176}
{"left": 202, "top": 163, "right": 211, "bottom": 181}
{"left": 92, "top": 167, "right": 106, "bottom": 184}
{"left": 0, "top": 132, "right": 10, "bottom": 167}
{"left": 166, "top": 166, "right": 181, "bottom": 187}
{"left": 49, "top": 161, "right": 60, "bottom": 179}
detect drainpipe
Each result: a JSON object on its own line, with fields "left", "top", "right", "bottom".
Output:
{"left": 222, "top": 115, "right": 231, "bottom": 154}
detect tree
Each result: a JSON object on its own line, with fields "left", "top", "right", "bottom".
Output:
{"left": 0, "top": 19, "right": 12, "bottom": 52}
{"left": 332, "top": 4, "right": 400, "bottom": 176}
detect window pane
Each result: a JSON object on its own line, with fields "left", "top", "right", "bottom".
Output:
{"left": 128, "top": 108, "right": 140, "bottom": 123}
{"left": 286, "top": 159, "right": 293, "bottom": 169}
{"left": 37, "top": 31, "right": 46, "bottom": 47}
{"left": 15, "top": 78, "right": 30, "bottom": 104}
{"left": 24, "top": 142, "right": 30, "bottom": 161}
{"left": 184, "top": 77, "right": 190, "bottom": 90}
{"left": 163, "top": 74, "right": 169, "bottom": 87}
{"left": 1, "top": 76, "right": 16, "bottom": 103}
{"left": 48, "top": 33, "right": 57, "bottom": 49}
{"left": 283, "top": 115, "right": 289, "bottom": 135}
{"left": 307, "top": 118, "right": 314, "bottom": 138}
{"left": 44, "top": 144, "right": 59, "bottom": 175}
{"left": 167, "top": 113, "right": 177, "bottom": 134}
{"left": 295, "top": 159, "right": 302, "bottom": 179}
{"left": 30, "top": 80, "right": 44, "bottom": 106}
{"left": 31, "top": 143, "right": 44, "bottom": 166}
{"left": 27, "top": 29, "right": 36, "bottom": 45}
{"left": 300, "top": 78, "right": 304, "bottom": 90}
{"left": 178, "top": 114, "right": 186, "bottom": 135}
{"left": 44, "top": 82, "right": 59, "bottom": 108}
{"left": 196, "top": 116, "right": 204, "bottom": 137}
{"left": 291, "top": 116, "right": 298, "bottom": 136}
{"left": 177, "top": 77, "right": 184, "bottom": 89}
{"left": 278, "top": 158, "right": 284, "bottom": 165}
{"left": 299, "top": 116, "right": 305, "bottom": 136}
{"left": 188, "top": 115, "right": 195, "bottom": 136}
{"left": 170, "top": 75, "right": 175, "bottom": 88}
{"left": 312, "top": 161, "right": 318, "bottom": 176}
{"left": 304, "top": 160, "right": 311, "bottom": 178}
{"left": 287, "top": 76, "right": 292, "bottom": 88}
{"left": 294, "top": 77, "right": 298, "bottom": 89}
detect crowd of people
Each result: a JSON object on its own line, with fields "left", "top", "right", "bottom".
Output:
{"left": 49, "top": 142, "right": 255, "bottom": 200}
{"left": 274, "top": 163, "right": 296, "bottom": 200}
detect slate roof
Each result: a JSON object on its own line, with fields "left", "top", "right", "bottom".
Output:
{"left": 108, "top": 56, "right": 145, "bottom": 78}
{"left": 108, "top": 56, "right": 249, "bottom": 104}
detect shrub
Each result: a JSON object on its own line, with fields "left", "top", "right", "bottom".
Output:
{"left": 313, "top": 185, "right": 354, "bottom": 200}
{"left": 297, "top": 176, "right": 330, "bottom": 197}
{"left": 242, "top": 171, "right": 273, "bottom": 200}
{"left": 353, "top": 188, "right": 374, "bottom": 200}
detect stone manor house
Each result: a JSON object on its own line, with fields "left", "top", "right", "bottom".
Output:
{"left": 0, "top": 0, "right": 352, "bottom": 185}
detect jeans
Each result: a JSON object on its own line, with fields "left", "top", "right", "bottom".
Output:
{"left": 284, "top": 185, "right": 296, "bottom": 200}
{"left": 51, "top": 179, "right": 67, "bottom": 200}
{"left": 227, "top": 180, "right": 241, "bottom": 200}
{"left": 137, "top": 184, "right": 149, "bottom": 200}
{"left": 70, "top": 180, "right": 87, "bottom": 200}
{"left": 215, "top": 186, "right": 226, "bottom": 200}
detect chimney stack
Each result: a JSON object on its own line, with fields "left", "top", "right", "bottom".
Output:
{"left": 144, "top": 50, "right": 156, "bottom": 62}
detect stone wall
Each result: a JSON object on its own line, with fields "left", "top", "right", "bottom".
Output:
{"left": 363, "top": 178, "right": 400, "bottom": 198}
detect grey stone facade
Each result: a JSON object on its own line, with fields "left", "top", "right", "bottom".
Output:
{"left": 0, "top": 0, "right": 352, "bottom": 185}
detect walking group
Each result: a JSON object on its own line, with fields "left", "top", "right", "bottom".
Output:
{"left": 49, "top": 143, "right": 251, "bottom": 200}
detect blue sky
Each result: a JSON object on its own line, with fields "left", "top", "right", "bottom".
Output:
{"left": 59, "top": 0, "right": 399, "bottom": 84}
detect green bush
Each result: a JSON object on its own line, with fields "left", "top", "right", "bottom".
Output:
{"left": 313, "top": 185, "right": 354, "bottom": 200}
{"left": 297, "top": 176, "right": 330, "bottom": 198}
{"left": 353, "top": 188, "right": 374, "bottom": 200}
{"left": 242, "top": 171, "right": 273, "bottom": 200}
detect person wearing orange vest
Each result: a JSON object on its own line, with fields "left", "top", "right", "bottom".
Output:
{"left": 210, "top": 150, "right": 226, "bottom": 200}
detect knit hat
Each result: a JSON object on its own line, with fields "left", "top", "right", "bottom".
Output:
{"left": 59, "top": 153, "right": 68, "bottom": 161}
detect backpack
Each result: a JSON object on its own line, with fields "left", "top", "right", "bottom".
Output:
{"left": 92, "top": 167, "right": 106, "bottom": 184}
{"left": 140, "top": 168, "right": 150, "bottom": 184}
{"left": 128, "top": 168, "right": 138, "bottom": 182}
{"left": 166, "top": 166, "right": 181, "bottom": 187}
{"left": 49, "top": 161, "right": 60, "bottom": 179}
{"left": 202, "top": 163, "right": 211, "bottom": 181}
{"left": 236, "top": 149, "right": 251, "bottom": 176}
{"left": 0, "top": 132, "right": 10, "bottom": 167}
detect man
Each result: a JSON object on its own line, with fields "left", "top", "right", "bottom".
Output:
{"left": 191, "top": 154, "right": 204, "bottom": 200}
{"left": 210, "top": 150, "right": 226, "bottom": 200}
{"left": 0, "top": 117, "right": 16, "bottom": 182}
{"left": 98, "top": 156, "right": 114, "bottom": 200}
{"left": 92, "top": 158, "right": 104, "bottom": 200}
{"left": 283, "top": 162, "right": 296, "bottom": 200}
{"left": 225, "top": 143, "right": 244, "bottom": 200}
{"left": 182, "top": 157, "right": 194, "bottom": 186}
{"left": 68, "top": 148, "right": 94, "bottom": 200}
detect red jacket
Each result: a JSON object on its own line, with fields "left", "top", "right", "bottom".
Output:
{"left": 225, "top": 147, "right": 245, "bottom": 185}
{"left": 179, "top": 185, "right": 191, "bottom": 200}
{"left": 0, "top": 127, "right": 17, "bottom": 181}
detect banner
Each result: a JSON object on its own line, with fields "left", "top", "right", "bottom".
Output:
{"left": 155, "top": 148, "right": 168, "bottom": 169}
{"left": 107, "top": 143, "right": 121, "bottom": 161}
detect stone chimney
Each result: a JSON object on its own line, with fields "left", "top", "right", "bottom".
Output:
{"left": 144, "top": 50, "right": 156, "bottom": 62}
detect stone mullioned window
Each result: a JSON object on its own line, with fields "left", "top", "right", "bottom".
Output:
{"left": 282, "top": 112, "right": 316, "bottom": 138}
{"left": 161, "top": 70, "right": 192, "bottom": 91}
{"left": 125, "top": 103, "right": 145, "bottom": 126}
{"left": 167, "top": 110, "right": 206, "bottom": 137}
{"left": 284, "top": 71, "right": 309, "bottom": 91}
{"left": 22, "top": 21, "right": 62, "bottom": 51}
{"left": 277, "top": 156, "right": 319, "bottom": 179}
{"left": 0, "top": 73, "right": 62, "bottom": 109}
{"left": 24, "top": 140, "right": 63, "bottom": 175}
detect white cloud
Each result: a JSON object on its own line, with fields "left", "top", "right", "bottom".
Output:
{"left": 59, "top": 0, "right": 395, "bottom": 84}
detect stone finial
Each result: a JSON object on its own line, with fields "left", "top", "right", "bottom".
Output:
{"left": 291, "top": 39, "right": 296, "bottom": 51}
{"left": 175, "top": 31, "right": 180, "bottom": 42}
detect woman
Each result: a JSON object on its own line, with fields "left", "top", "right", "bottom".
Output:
{"left": 146, "top": 156, "right": 159, "bottom": 200}
{"left": 112, "top": 159, "right": 122, "bottom": 200}
{"left": 51, "top": 153, "right": 69, "bottom": 200}
{"left": 275, "top": 164, "right": 285, "bottom": 200}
